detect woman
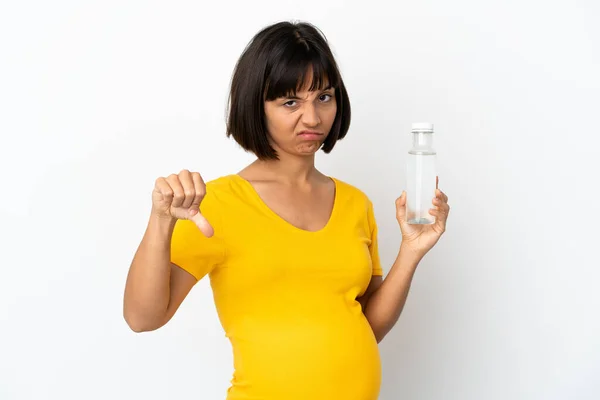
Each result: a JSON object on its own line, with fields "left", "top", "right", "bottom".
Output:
{"left": 124, "top": 21, "right": 450, "bottom": 400}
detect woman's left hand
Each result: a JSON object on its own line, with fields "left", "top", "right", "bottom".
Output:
{"left": 395, "top": 176, "right": 450, "bottom": 258}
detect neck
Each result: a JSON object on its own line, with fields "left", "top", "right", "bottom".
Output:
{"left": 254, "top": 152, "right": 321, "bottom": 185}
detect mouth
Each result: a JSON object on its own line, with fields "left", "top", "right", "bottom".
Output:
{"left": 297, "top": 130, "right": 324, "bottom": 140}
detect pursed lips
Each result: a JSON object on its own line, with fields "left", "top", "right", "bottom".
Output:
{"left": 297, "top": 130, "right": 324, "bottom": 140}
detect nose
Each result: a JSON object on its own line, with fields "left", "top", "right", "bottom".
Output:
{"left": 301, "top": 103, "right": 321, "bottom": 127}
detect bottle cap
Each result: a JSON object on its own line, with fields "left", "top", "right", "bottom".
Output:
{"left": 411, "top": 122, "right": 434, "bottom": 132}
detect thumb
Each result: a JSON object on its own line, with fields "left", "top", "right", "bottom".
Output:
{"left": 395, "top": 191, "right": 408, "bottom": 226}
{"left": 188, "top": 209, "right": 215, "bottom": 238}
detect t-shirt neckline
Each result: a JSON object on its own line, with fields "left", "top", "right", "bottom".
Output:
{"left": 230, "top": 174, "right": 339, "bottom": 234}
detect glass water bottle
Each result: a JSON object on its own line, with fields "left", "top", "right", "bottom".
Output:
{"left": 406, "top": 123, "right": 437, "bottom": 224}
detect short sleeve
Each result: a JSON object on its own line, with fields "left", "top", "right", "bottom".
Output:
{"left": 170, "top": 191, "right": 225, "bottom": 281}
{"left": 367, "top": 200, "right": 383, "bottom": 276}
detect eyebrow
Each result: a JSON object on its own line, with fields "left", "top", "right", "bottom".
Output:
{"left": 284, "top": 85, "right": 334, "bottom": 99}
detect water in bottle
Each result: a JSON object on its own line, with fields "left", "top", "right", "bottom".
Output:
{"left": 406, "top": 123, "right": 437, "bottom": 224}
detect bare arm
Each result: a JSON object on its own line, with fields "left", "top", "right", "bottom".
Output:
{"left": 363, "top": 184, "right": 449, "bottom": 343}
{"left": 357, "top": 275, "right": 382, "bottom": 312}
{"left": 123, "top": 169, "right": 213, "bottom": 333}
{"left": 361, "top": 245, "right": 420, "bottom": 343}
{"left": 123, "top": 215, "right": 197, "bottom": 332}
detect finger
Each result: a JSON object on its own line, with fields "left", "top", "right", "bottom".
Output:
{"left": 395, "top": 191, "right": 408, "bottom": 222}
{"left": 429, "top": 203, "right": 449, "bottom": 222}
{"left": 435, "top": 188, "right": 448, "bottom": 203}
{"left": 428, "top": 210, "right": 447, "bottom": 233}
{"left": 433, "top": 194, "right": 449, "bottom": 208}
{"left": 190, "top": 172, "right": 206, "bottom": 213}
{"left": 434, "top": 206, "right": 448, "bottom": 231}
{"left": 395, "top": 191, "right": 407, "bottom": 210}
{"left": 166, "top": 174, "right": 185, "bottom": 208}
{"left": 432, "top": 196, "right": 450, "bottom": 212}
{"left": 178, "top": 169, "right": 196, "bottom": 209}
{"left": 428, "top": 207, "right": 446, "bottom": 224}
{"left": 155, "top": 178, "right": 174, "bottom": 204}
{"left": 190, "top": 212, "right": 214, "bottom": 238}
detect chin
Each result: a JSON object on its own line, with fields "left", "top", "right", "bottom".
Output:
{"left": 295, "top": 142, "right": 323, "bottom": 155}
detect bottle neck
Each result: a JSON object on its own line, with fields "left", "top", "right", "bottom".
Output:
{"left": 410, "top": 132, "right": 435, "bottom": 154}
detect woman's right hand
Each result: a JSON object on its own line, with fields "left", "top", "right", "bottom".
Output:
{"left": 151, "top": 169, "right": 214, "bottom": 237}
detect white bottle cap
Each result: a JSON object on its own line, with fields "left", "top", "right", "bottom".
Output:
{"left": 411, "top": 122, "right": 434, "bottom": 132}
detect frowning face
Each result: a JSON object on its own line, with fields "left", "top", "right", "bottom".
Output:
{"left": 264, "top": 75, "right": 337, "bottom": 158}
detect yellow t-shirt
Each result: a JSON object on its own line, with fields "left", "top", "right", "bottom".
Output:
{"left": 171, "top": 174, "right": 383, "bottom": 400}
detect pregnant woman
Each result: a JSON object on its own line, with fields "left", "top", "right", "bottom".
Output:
{"left": 123, "top": 20, "right": 450, "bottom": 400}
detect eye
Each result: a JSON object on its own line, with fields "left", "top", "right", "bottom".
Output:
{"left": 283, "top": 100, "right": 297, "bottom": 107}
{"left": 319, "top": 93, "right": 333, "bottom": 102}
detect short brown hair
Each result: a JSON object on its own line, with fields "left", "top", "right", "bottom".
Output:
{"left": 226, "top": 21, "right": 351, "bottom": 160}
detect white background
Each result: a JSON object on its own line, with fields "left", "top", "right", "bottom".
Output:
{"left": 1, "top": 1, "right": 599, "bottom": 399}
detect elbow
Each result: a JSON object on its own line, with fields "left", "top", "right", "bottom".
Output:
{"left": 123, "top": 309, "right": 161, "bottom": 333}
{"left": 367, "top": 318, "right": 391, "bottom": 344}
{"left": 126, "top": 321, "right": 149, "bottom": 333}
{"left": 124, "top": 314, "right": 149, "bottom": 333}
{"left": 372, "top": 327, "right": 384, "bottom": 344}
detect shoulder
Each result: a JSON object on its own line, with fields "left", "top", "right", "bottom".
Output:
{"left": 331, "top": 176, "right": 377, "bottom": 222}
{"left": 204, "top": 174, "right": 237, "bottom": 191}
{"left": 331, "top": 176, "right": 373, "bottom": 206}
{"left": 200, "top": 174, "right": 253, "bottom": 211}
{"left": 331, "top": 177, "right": 378, "bottom": 230}
{"left": 203, "top": 174, "right": 245, "bottom": 197}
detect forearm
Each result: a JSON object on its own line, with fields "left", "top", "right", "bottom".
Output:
{"left": 364, "top": 244, "right": 422, "bottom": 343}
{"left": 123, "top": 214, "right": 176, "bottom": 330}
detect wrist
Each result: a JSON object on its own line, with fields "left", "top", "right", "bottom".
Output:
{"left": 399, "top": 242, "right": 425, "bottom": 264}
{"left": 149, "top": 213, "right": 177, "bottom": 233}
{"left": 387, "top": 244, "right": 420, "bottom": 279}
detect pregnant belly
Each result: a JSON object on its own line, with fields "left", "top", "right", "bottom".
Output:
{"left": 225, "top": 309, "right": 381, "bottom": 400}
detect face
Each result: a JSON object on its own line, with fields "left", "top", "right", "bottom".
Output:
{"left": 264, "top": 77, "right": 337, "bottom": 157}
